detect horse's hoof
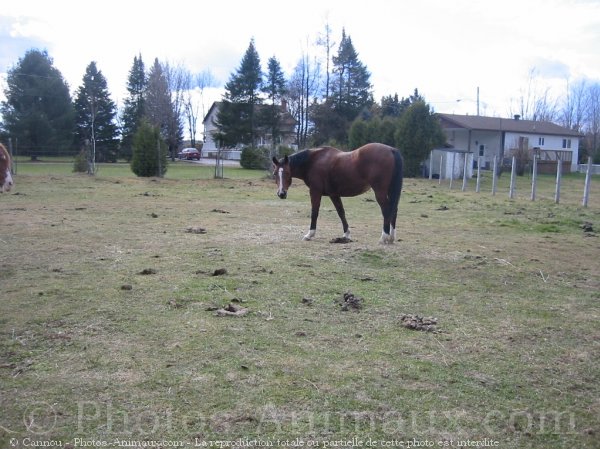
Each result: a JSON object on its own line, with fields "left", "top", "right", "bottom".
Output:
{"left": 303, "top": 230, "right": 316, "bottom": 241}
{"left": 379, "top": 233, "right": 394, "bottom": 244}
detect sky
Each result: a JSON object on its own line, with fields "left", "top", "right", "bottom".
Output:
{"left": 1, "top": 0, "right": 600, "bottom": 122}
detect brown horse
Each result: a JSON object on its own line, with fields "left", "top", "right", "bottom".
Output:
{"left": 272, "top": 143, "right": 403, "bottom": 243}
{"left": 0, "top": 143, "right": 14, "bottom": 193}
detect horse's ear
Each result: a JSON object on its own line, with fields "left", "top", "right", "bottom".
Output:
{"left": 272, "top": 156, "right": 279, "bottom": 166}
{"left": 283, "top": 155, "right": 289, "bottom": 165}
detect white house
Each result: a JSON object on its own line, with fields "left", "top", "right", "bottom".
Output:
{"left": 202, "top": 101, "right": 297, "bottom": 159}
{"left": 428, "top": 113, "right": 582, "bottom": 179}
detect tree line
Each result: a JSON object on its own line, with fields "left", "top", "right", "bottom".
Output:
{"left": 1, "top": 25, "right": 599, "bottom": 178}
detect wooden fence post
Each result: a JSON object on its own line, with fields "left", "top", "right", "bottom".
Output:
{"left": 492, "top": 155, "right": 498, "bottom": 196}
{"left": 429, "top": 151, "right": 433, "bottom": 180}
{"left": 554, "top": 154, "right": 562, "bottom": 204}
{"left": 476, "top": 156, "right": 481, "bottom": 193}
{"left": 509, "top": 156, "right": 516, "bottom": 199}
{"left": 449, "top": 152, "right": 456, "bottom": 190}
{"left": 531, "top": 154, "right": 538, "bottom": 201}
{"left": 582, "top": 157, "right": 592, "bottom": 207}
{"left": 461, "top": 153, "right": 468, "bottom": 191}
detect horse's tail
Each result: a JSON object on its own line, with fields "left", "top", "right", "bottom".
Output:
{"left": 387, "top": 149, "right": 403, "bottom": 218}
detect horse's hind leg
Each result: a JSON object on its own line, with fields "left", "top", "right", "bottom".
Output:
{"left": 330, "top": 196, "right": 350, "bottom": 239}
{"left": 374, "top": 189, "right": 394, "bottom": 244}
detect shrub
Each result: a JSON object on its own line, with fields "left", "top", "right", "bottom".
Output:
{"left": 73, "top": 150, "right": 88, "bottom": 173}
{"left": 276, "top": 145, "right": 295, "bottom": 159}
{"left": 240, "top": 146, "right": 270, "bottom": 170}
{"left": 130, "top": 120, "right": 168, "bottom": 177}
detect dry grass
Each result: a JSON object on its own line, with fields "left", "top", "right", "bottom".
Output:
{"left": 1, "top": 165, "right": 599, "bottom": 447}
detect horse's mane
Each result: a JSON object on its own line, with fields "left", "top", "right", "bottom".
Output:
{"left": 289, "top": 149, "right": 311, "bottom": 169}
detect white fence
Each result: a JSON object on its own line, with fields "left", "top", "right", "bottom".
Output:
{"left": 442, "top": 155, "right": 595, "bottom": 207}
{"left": 578, "top": 163, "right": 600, "bottom": 175}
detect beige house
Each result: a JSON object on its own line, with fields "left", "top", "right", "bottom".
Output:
{"left": 202, "top": 101, "right": 297, "bottom": 159}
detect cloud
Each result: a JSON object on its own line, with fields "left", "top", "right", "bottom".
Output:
{"left": 529, "top": 57, "right": 571, "bottom": 80}
{"left": 0, "top": 15, "right": 51, "bottom": 72}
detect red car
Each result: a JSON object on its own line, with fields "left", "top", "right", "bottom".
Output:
{"left": 178, "top": 148, "right": 201, "bottom": 160}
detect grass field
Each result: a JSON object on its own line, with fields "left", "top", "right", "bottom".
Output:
{"left": 1, "top": 161, "right": 599, "bottom": 448}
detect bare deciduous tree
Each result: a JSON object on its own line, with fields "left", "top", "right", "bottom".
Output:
{"left": 316, "top": 16, "right": 335, "bottom": 101}
{"left": 288, "top": 48, "right": 321, "bottom": 149}
{"left": 510, "top": 68, "right": 558, "bottom": 122}
{"left": 585, "top": 83, "right": 600, "bottom": 160}
{"left": 560, "top": 79, "right": 588, "bottom": 131}
{"left": 164, "top": 61, "right": 188, "bottom": 160}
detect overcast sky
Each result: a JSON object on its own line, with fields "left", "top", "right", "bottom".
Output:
{"left": 2, "top": 0, "right": 600, "bottom": 119}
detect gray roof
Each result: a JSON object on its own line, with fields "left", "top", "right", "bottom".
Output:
{"left": 437, "top": 113, "right": 582, "bottom": 137}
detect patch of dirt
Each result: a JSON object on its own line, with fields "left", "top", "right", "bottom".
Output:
{"left": 185, "top": 226, "right": 207, "bottom": 234}
{"left": 330, "top": 236, "right": 353, "bottom": 244}
{"left": 167, "top": 299, "right": 184, "bottom": 309}
{"left": 215, "top": 303, "right": 249, "bottom": 317}
{"left": 212, "top": 268, "right": 227, "bottom": 276}
{"left": 582, "top": 222, "right": 595, "bottom": 234}
{"left": 400, "top": 314, "right": 439, "bottom": 332}
{"left": 138, "top": 268, "right": 157, "bottom": 275}
{"left": 338, "top": 292, "right": 363, "bottom": 311}
{"left": 211, "top": 208, "right": 230, "bottom": 214}
{"left": 301, "top": 297, "right": 314, "bottom": 306}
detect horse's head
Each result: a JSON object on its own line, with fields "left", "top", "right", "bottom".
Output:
{"left": 272, "top": 155, "right": 292, "bottom": 199}
{"left": 0, "top": 145, "right": 13, "bottom": 193}
{"left": 1, "top": 168, "right": 13, "bottom": 192}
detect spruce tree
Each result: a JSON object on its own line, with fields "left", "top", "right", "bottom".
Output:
{"left": 261, "top": 56, "right": 287, "bottom": 150}
{"left": 331, "top": 29, "right": 373, "bottom": 122}
{"left": 394, "top": 100, "right": 446, "bottom": 177}
{"left": 216, "top": 39, "right": 263, "bottom": 147}
{"left": 120, "top": 54, "right": 146, "bottom": 161}
{"left": 145, "top": 58, "right": 173, "bottom": 144}
{"left": 1, "top": 49, "right": 74, "bottom": 157}
{"left": 312, "top": 29, "right": 373, "bottom": 147}
{"left": 73, "top": 62, "right": 119, "bottom": 166}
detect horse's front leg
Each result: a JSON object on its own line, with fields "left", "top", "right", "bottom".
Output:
{"left": 304, "top": 191, "right": 322, "bottom": 240}
{"left": 330, "top": 196, "right": 350, "bottom": 239}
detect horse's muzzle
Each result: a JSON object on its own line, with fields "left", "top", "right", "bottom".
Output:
{"left": 277, "top": 191, "right": 287, "bottom": 199}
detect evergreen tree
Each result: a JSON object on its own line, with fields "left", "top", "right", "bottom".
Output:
{"left": 1, "top": 49, "right": 74, "bottom": 158}
{"left": 348, "top": 117, "right": 370, "bottom": 149}
{"left": 332, "top": 29, "right": 373, "bottom": 119}
{"left": 310, "top": 97, "right": 347, "bottom": 147}
{"left": 261, "top": 56, "right": 287, "bottom": 149}
{"left": 216, "top": 39, "right": 263, "bottom": 147}
{"left": 163, "top": 62, "right": 186, "bottom": 160}
{"left": 380, "top": 93, "right": 411, "bottom": 118}
{"left": 145, "top": 58, "right": 173, "bottom": 142}
{"left": 130, "top": 119, "right": 167, "bottom": 177}
{"left": 73, "top": 62, "right": 119, "bottom": 165}
{"left": 394, "top": 100, "right": 446, "bottom": 177}
{"left": 120, "top": 54, "right": 146, "bottom": 160}
{"left": 312, "top": 29, "right": 372, "bottom": 146}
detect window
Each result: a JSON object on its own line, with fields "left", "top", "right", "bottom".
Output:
{"left": 479, "top": 144, "right": 485, "bottom": 156}
{"left": 562, "top": 138, "right": 571, "bottom": 149}
{"left": 538, "top": 137, "right": 545, "bottom": 146}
